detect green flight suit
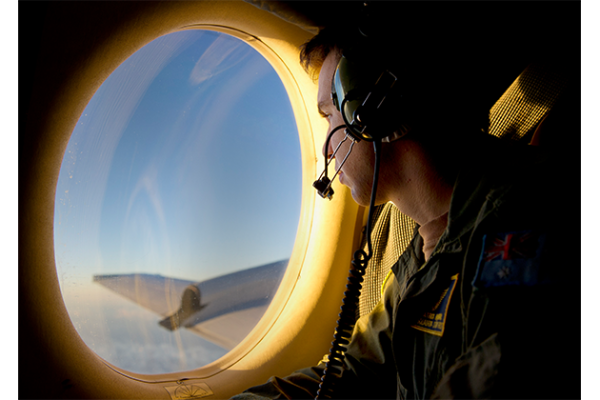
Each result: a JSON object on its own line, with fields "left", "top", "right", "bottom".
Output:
{"left": 233, "top": 135, "right": 580, "bottom": 399}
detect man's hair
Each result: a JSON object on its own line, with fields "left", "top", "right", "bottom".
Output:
{"left": 298, "top": 28, "right": 338, "bottom": 80}
{"left": 298, "top": 43, "right": 322, "bottom": 76}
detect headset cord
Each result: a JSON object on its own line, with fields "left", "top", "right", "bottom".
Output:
{"left": 315, "top": 139, "right": 382, "bottom": 400}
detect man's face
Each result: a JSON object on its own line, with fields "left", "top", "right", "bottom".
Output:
{"left": 317, "top": 51, "right": 378, "bottom": 207}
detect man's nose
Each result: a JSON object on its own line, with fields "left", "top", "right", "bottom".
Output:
{"left": 322, "top": 132, "right": 333, "bottom": 160}
{"left": 322, "top": 129, "right": 333, "bottom": 160}
{"left": 322, "top": 124, "right": 348, "bottom": 161}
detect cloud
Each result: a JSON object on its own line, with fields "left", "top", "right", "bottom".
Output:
{"left": 189, "top": 35, "right": 249, "bottom": 86}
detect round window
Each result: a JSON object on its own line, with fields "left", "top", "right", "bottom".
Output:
{"left": 54, "top": 29, "right": 301, "bottom": 374}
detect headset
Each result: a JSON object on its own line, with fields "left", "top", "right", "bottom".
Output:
{"left": 313, "top": 15, "right": 406, "bottom": 201}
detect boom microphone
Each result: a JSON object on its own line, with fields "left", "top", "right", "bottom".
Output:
{"left": 313, "top": 124, "right": 359, "bottom": 200}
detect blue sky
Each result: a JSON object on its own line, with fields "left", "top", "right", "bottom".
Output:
{"left": 53, "top": 29, "right": 301, "bottom": 373}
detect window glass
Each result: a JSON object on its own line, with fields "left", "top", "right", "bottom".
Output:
{"left": 54, "top": 30, "right": 301, "bottom": 374}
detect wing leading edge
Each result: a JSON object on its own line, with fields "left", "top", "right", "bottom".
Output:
{"left": 93, "top": 259, "right": 288, "bottom": 350}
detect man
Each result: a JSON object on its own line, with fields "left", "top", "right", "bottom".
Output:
{"left": 233, "top": 4, "right": 580, "bottom": 399}
{"left": 317, "top": 48, "right": 455, "bottom": 262}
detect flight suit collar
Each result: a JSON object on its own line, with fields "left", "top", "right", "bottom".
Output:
{"left": 396, "top": 231, "right": 461, "bottom": 305}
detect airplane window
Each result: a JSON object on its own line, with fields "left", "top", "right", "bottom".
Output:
{"left": 54, "top": 29, "right": 301, "bottom": 374}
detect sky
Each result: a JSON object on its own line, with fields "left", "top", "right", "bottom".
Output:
{"left": 52, "top": 29, "right": 302, "bottom": 373}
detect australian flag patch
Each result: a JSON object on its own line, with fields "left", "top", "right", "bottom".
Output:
{"left": 473, "top": 230, "right": 547, "bottom": 289}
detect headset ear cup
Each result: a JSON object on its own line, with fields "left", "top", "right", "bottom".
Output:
{"left": 332, "top": 57, "right": 360, "bottom": 129}
{"left": 333, "top": 55, "right": 399, "bottom": 142}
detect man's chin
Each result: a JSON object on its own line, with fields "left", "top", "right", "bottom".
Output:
{"left": 350, "top": 189, "right": 371, "bottom": 208}
{"left": 350, "top": 187, "right": 388, "bottom": 208}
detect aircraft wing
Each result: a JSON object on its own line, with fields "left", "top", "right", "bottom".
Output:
{"left": 93, "top": 260, "right": 288, "bottom": 350}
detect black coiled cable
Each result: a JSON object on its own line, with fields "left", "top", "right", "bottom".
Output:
{"left": 315, "top": 139, "right": 382, "bottom": 399}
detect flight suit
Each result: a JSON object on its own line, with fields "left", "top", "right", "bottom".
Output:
{"left": 233, "top": 136, "right": 580, "bottom": 399}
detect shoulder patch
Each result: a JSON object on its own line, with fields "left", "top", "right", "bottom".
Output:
{"left": 473, "top": 230, "right": 547, "bottom": 289}
{"left": 411, "top": 273, "right": 459, "bottom": 337}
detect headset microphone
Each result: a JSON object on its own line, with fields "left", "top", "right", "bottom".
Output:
{"left": 313, "top": 124, "right": 359, "bottom": 200}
